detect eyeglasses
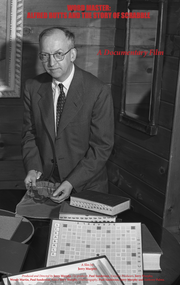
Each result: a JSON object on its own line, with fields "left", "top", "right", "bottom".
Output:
{"left": 39, "top": 48, "right": 73, "bottom": 63}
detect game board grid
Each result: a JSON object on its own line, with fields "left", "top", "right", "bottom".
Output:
{"left": 47, "top": 221, "right": 143, "bottom": 285}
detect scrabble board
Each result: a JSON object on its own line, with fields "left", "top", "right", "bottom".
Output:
{"left": 46, "top": 220, "right": 143, "bottom": 285}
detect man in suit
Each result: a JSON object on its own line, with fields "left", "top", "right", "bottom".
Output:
{"left": 22, "top": 27, "right": 114, "bottom": 203}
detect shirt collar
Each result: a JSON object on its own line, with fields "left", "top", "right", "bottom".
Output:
{"left": 52, "top": 64, "right": 75, "bottom": 91}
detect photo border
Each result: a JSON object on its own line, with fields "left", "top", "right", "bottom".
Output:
{"left": 0, "top": 0, "right": 23, "bottom": 98}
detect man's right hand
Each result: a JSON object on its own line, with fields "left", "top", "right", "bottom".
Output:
{"left": 24, "top": 170, "right": 42, "bottom": 189}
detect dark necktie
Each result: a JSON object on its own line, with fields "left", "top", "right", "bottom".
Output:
{"left": 56, "top": 83, "right": 66, "bottom": 132}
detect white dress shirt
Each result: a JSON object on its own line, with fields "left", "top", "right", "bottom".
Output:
{"left": 52, "top": 64, "right": 75, "bottom": 131}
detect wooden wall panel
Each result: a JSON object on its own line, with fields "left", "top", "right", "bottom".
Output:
{"left": 0, "top": 134, "right": 22, "bottom": 161}
{"left": 162, "top": 56, "right": 179, "bottom": 95}
{"left": 23, "top": 26, "right": 115, "bottom": 45}
{"left": 111, "top": 84, "right": 122, "bottom": 109}
{"left": 0, "top": 134, "right": 21, "bottom": 146}
{"left": 114, "top": 108, "right": 171, "bottom": 159}
{"left": 0, "top": 106, "right": 23, "bottom": 133}
{"left": 166, "top": 2, "right": 180, "bottom": 35}
{"left": 112, "top": 135, "right": 168, "bottom": 192}
{"left": 159, "top": 101, "right": 174, "bottom": 130}
{"left": 0, "top": 161, "right": 25, "bottom": 180}
{"left": 115, "top": 29, "right": 126, "bottom": 48}
{"left": 109, "top": 182, "right": 163, "bottom": 225}
{"left": 0, "top": 182, "right": 25, "bottom": 190}
{"left": 163, "top": 63, "right": 180, "bottom": 230}
{"left": 107, "top": 162, "right": 165, "bottom": 217}
{"left": 165, "top": 35, "right": 180, "bottom": 58}
{"left": 24, "top": 0, "right": 117, "bottom": 28}
{"left": 112, "top": 86, "right": 174, "bottom": 131}
{"left": 160, "top": 0, "right": 180, "bottom": 230}
{"left": 0, "top": 145, "right": 21, "bottom": 161}
{"left": 112, "top": 50, "right": 125, "bottom": 87}
{"left": 116, "top": 0, "right": 126, "bottom": 30}
{"left": 161, "top": 89, "right": 175, "bottom": 105}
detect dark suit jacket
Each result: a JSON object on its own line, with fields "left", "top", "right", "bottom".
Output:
{"left": 22, "top": 65, "right": 114, "bottom": 193}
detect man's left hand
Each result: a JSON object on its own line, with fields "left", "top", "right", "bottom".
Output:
{"left": 50, "top": 180, "right": 73, "bottom": 203}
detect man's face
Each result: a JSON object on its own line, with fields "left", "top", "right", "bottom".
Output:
{"left": 39, "top": 30, "right": 76, "bottom": 82}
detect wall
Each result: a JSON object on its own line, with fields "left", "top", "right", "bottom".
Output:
{"left": 109, "top": 0, "right": 180, "bottom": 228}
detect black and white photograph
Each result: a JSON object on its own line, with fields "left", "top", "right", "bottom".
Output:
{"left": 0, "top": 0, "right": 180, "bottom": 285}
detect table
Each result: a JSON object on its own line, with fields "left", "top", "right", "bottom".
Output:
{"left": 0, "top": 209, "right": 34, "bottom": 243}
{"left": 0, "top": 189, "right": 180, "bottom": 285}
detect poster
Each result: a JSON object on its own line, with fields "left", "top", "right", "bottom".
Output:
{"left": 1, "top": 1, "right": 180, "bottom": 285}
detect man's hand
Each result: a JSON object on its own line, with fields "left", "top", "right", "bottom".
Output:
{"left": 50, "top": 180, "right": 73, "bottom": 203}
{"left": 24, "top": 170, "right": 42, "bottom": 189}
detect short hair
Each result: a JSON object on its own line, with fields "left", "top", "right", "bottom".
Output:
{"left": 39, "top": 27, "right": 75, "bottom": 47}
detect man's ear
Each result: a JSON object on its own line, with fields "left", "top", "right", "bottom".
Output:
{"left": 71, "top": 48, "right": 77, "bottom": 62}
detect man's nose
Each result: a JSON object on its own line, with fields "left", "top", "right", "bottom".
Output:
{"left": 48, "top": 54, "right": 56, "bottom": 66}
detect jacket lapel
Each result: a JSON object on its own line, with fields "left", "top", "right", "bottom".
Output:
{"left": 57, "top": 66, "right": 84, "bottom": 136}
{"left": 37, "top": 75, "right": 56, "bottom": 142}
